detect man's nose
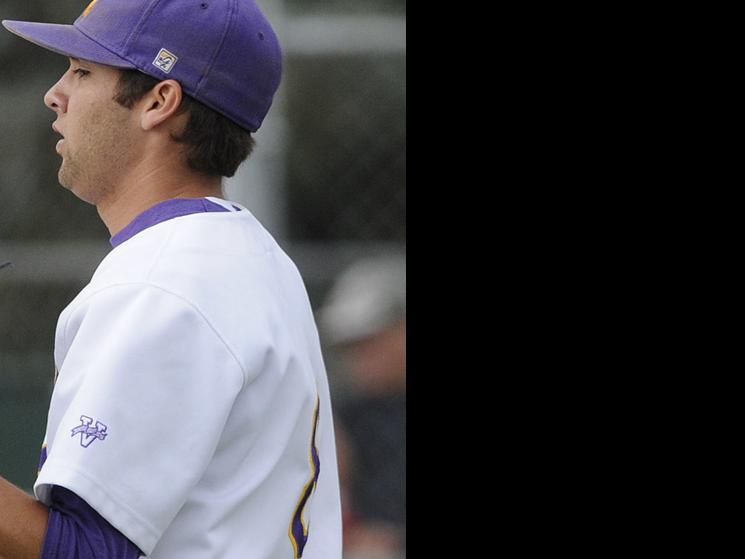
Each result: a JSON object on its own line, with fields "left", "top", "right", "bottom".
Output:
{"left": 44, "top": 78, "right": 68, "bottom": 114}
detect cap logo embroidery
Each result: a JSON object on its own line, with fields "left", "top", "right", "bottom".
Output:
{"left": 82, "top": 0, "right": 99, "bottom": 18}
{"left": 71, "top": 415, "right": 108, "bottom": 448}
{"left": 153, "top": 48, "right": 178, "bottom": 74}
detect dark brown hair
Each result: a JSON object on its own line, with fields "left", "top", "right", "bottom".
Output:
{"left": 114, "top": 69, "right": 256, "bottom": 178}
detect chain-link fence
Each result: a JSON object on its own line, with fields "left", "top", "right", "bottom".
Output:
{"left": 1, "top": 0, "right": 405, "bottom": 556}
{"left": 285, "top": 53, "right": 405, "bottom": 242}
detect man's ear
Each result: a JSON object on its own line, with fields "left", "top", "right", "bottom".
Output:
{"left": 139, "top": 79, "right": 183, "bottom": 131}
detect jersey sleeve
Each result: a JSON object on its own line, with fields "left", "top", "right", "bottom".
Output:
{"left": 35, "top": 283, "right": 245, "bottom": 556}
{"left": 42, "top": 486, "right": 143, "bottom": 559}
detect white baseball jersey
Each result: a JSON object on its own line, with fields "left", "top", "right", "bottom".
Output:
{"left": 34, "top": 197, "right": 343, "bottom": 558}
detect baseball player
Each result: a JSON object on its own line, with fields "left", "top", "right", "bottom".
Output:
{"left": 0, "top": 1, "right": 342, "bottom": 558}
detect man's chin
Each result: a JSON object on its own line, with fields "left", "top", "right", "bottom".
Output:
{"left": 58, "top": 162, "right": 81, "bottom": 193}
{"left": 58, "top": 170, "right": 94, "bottom": 204}
{"left": 58, "top": 170, "right": 74, "bottom": 192}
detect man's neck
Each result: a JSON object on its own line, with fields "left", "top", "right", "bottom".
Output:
{"left": 95, "top": 156, "right": 224, "bottom": 238}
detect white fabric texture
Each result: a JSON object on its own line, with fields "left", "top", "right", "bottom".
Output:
{"left": 35, "top": 204, "right": 343, "bottom": 558}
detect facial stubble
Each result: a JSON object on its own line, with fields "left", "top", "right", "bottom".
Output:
{"left": 58, "top": 100, "right": 138, "bottom": 206}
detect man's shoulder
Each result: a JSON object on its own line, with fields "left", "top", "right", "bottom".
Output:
{"left": 81, "top": 211, "right": 309, "bottom": 335}
{"left": 97, "top": 210, "right": 289, "bottom": 285}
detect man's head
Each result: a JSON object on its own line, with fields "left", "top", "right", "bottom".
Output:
{"left": 114, "top": 69, "right": 257, "bottom": 178}
{"left": 3, "top": 0, "right": 282, "bottom": 132}
{"left": 2, "top": 0, "right": 282, "bottom": 196}
{"left": 43, "top": 58, "right": 134, "bottom": 203}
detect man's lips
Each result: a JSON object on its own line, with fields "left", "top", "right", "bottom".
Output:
{"left": 52, "top": 123, "right": 65, "bottom": 153}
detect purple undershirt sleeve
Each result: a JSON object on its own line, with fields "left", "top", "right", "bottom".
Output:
{"left": 41, "top": 486, "right": 143, "bottom": 559}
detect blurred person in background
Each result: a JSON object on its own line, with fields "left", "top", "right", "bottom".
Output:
{"left": 320, "top": 255, "right": 406, "bottom": 559}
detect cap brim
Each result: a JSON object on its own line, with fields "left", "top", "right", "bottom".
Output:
{"left": 2, "top": 20, "right": 136, "bottom": 69}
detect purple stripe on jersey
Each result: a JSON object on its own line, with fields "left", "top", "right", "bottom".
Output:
{"left": 42, "top": 486, "right": 142, "bottom": 559}
{"left": 110, "top": 197, "right": 232, "bottom": 248}
{"left": 290, "top": 399, "right": 321, "bottom": 557}
{"left": 38, "top": 445, "right": 48, "bottom": 474}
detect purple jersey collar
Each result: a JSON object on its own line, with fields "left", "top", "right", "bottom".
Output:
{"left": 110, "top": 197, "right": 238, "bottom": 248}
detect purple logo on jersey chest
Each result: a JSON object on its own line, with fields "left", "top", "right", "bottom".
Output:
{"left": 71, "top": 416, "right": 108, "bottom": 448}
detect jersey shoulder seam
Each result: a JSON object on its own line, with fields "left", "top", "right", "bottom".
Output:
{"left": 62, "top": 281, "right": 248, "bottom": 390}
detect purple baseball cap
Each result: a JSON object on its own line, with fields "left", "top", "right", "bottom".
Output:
{"left": 2, "top": 0, "right": 282, "bottom": 132}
